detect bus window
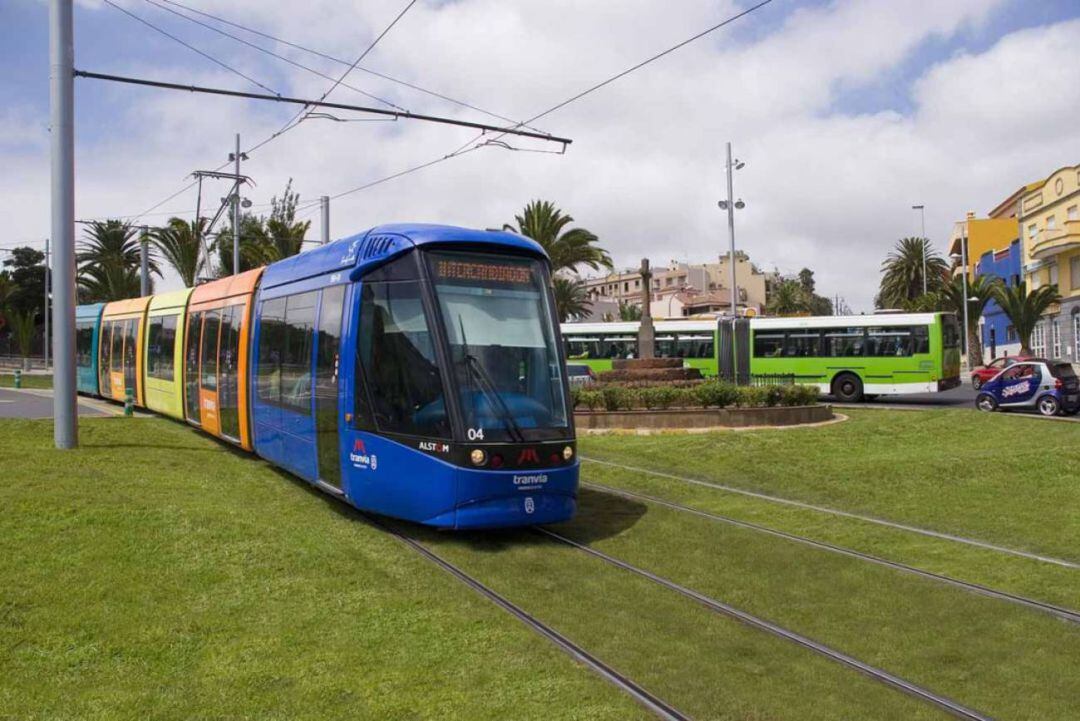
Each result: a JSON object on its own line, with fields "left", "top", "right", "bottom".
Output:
{"left": 823, "top": 328, "right": 864, "bottom": 357}
{"left": 942, "top": 316, "right": 960, "bottom": 349}
{"left": 753, "top": 332, "right": 784, "bottom": 357}
{"left": 866, "top": 327, "right": 913, "bottom": 357}
{"left": 656, "top": 335, "right": 676, "bottom": 357}
{"left": 784, "top": 332, "right": 820, "bottom": 357}
{"left": 913, "top": 326, "right": 930, "bottom": 354}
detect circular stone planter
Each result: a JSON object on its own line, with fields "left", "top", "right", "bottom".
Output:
{"left": 574, "top": 404, "right": 833, "bottom": 431}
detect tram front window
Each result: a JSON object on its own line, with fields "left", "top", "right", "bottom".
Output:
{"left": 427, "top": 251, "right": 570, "bottom": 442}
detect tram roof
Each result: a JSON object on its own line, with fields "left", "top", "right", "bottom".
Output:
{"left": 260, "top": 224, "right": 548, "bottom": 290}
{"left": 75, "top": 303, "right": 105, "bottom": 320}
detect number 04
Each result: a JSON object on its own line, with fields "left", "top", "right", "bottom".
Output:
{"left": 467, "top": 428, "right": 485, "bottom": 441}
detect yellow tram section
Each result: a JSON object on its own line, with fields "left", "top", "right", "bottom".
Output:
{"left": 99, "top": 297, "right": 152, "bottom": 406}
{"left": 142, "top": 289, "right": 193, "bottom": 420}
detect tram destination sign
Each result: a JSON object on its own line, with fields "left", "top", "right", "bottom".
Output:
{"left": 435, "top": 259, "right": 533, "bottom": 285}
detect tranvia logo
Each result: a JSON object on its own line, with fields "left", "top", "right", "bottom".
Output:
{"left": 340, "top": 239, "right": 362, "bottom": 265}
{"left": 1002, "top": 381, "right": 1031, "bottom": 399}
{"left": 524, "top": 497, "right": 535, "bottom": 514}
{"left": 349, "top": 438, "right": 378, "bottom": 470}
{"left": 513, "top": 474, "right": 548, "bottom": 489}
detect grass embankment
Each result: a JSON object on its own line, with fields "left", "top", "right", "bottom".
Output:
{"left": 0, "top": 373, "right": 53, "bottom": 389}
{"left": 0, "top": 419, "right": 643, "bottom": 721}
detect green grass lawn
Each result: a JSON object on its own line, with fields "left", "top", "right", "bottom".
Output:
{"left": 4, "top": 410, "right": 1077, "bottom": 720}
{"left": 581, "top": 409, "right": 1080, "bottom": 562}
{"left": 0, "top": 372, "right": 53, "bottom": 389}
{"left": 0, "top": 419, "right": 645, "bottom": 721}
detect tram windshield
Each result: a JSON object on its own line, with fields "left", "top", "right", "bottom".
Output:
{"left": 427, "top": 250, "right": 571, "bottom": 442}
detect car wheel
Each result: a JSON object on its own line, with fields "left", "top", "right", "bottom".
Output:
{"left": 975, "top": 393, "right": 998, "bottom": 412}
{"left": 1037, "top": 395, "right": 1061, "bottom": 417}
{"left": 832, "top": 373, "right": 863, "bottom": 402}
{"left": 972, "top": 376, "right": 983, "bottom": 391}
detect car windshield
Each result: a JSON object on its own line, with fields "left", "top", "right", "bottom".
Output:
{"left": 427, "top": 250, "right": 570, "bottom": 442}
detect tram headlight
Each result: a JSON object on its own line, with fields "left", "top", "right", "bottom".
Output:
{"left": 562, "top": 445, "right": 574, "bottom": 461}
{"left": 470, "top": 448, "right": 487, "bottom": 466}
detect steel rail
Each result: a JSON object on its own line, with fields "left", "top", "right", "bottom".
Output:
{"left": 538, "top": 528, "right": 995, "bottom": 721}
{"left": 583, "top": 481, "right": 1080, "bottom": 625}
{"left": 367, "top": 516, "right": 691, "bottom": 721}
{"left": 581, "top": 457, "right": 1080, "bottom": 570}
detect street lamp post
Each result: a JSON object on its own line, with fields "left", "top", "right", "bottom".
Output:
{"left": 951, "top": 231, "right": 973, "bottom": 372}
{"left": 718, "top": 142, "right": 745, "bottom": 318}
{"left": 912, "top": 204, "right": 927, "bottom": 295}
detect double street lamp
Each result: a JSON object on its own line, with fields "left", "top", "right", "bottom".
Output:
{"left": 718, "top": 142, "right": 746, "bottom": 319}
{"left": 950, "top": 235, "right": 978, "bottom": 372}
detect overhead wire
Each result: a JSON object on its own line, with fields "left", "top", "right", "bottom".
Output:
{"left": 101, "top": 0, "right": 281, "bottom": 97}
{"left": 140, "top": 0, "right": 405, "bottom": 111}
{"left": 156, "top": 0, "right": 545, "bottom": 133}
{"left": 324, "top": 0, "right": 775, "bottom": 203}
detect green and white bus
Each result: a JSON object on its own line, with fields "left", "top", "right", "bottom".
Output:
{"left": 560, "top": 312, "right": 962, "bottom": 401}
{"left": 561, "top": 320, "right": 719, "bottom": 375}
{"left": 747, "top": 312, "right": 961, "bottom": 401}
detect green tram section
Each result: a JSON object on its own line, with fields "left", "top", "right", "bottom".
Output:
{"left": 561, "top": 313, "right": 961, "bottom": 397}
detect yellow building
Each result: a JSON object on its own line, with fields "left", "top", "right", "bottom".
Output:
{"left": 947, "top": 212, "right": 1017, "bottom": 279}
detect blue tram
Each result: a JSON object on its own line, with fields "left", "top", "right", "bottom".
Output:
{"left": 77, "top": 224, "right": 579, "bottom": 529}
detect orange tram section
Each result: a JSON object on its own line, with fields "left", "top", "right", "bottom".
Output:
{"left": 87, "top": 268, "right": 263, "bottom": 451}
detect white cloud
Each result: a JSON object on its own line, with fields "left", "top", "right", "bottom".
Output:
{"left": 7, "top": 0, "right": 1079, "bottom": 310}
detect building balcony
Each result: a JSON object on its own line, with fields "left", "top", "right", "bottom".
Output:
{"left": 1030, "top": 220, "right": 1080, "bottom": 261}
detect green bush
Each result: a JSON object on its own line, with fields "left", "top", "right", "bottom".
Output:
{"left": 692, "top": 381, "right": 739, "bottom": 408}
{"left": 735, "top": 386, "right": 769, "bottom": 408}
{"left": 601, "top": 385, "right": 632, "bottom": 411}
{"left": 640, "top": 385, "right": 683, "bottom": 410}
{"left": 577, "top": 389, "right": 604, "bottom": 411}
{"left": 781, "top": 384, "right": 820, "bottom": 406}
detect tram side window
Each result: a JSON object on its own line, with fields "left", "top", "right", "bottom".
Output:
{"left": 109, "top": 321, "right": 124, "bottom": 374}
{"left": 280, "top": 292, "right": 317, "bottom": 414}
{"left": 356, "top": 281, "right": 450, "bottom": 438}
{"left": 218, "top": 304, "right": 243, "bottom": 439}
{"left": 753, "top": 332, "right": 784, "bottom": 357}
{"left": 76, "top": 321, "right": 94, "bottom": 368}
{"left": 823, "top": 328, "right": 865, "bottom": 357}
{"left": 257, "top": 298, "right": 286, "bottom": 405}
{"left": 147, "top": 315, "right": 178, "bottom": 381}
{"left": 98, "top": 322, "right": 112, "bottom": 389}
{"left": 200, "top": 311, "right": 220, "bottom": 391}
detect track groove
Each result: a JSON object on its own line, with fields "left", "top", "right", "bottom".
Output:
{"left": 584, "top": 481, "right": 1080, "bottom": 624}
{"left": 368, "top": 516, "right": 692, "bottom": 721}
{"left": 582, "top": 457, "right": 1080, "bottom": 570}
{"left": 539, "top": 528, "right": 995, "bottom": 721}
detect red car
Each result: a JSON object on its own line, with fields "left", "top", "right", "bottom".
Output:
{"left": 971, "top": 355, "right": 1033, "bottom": 390}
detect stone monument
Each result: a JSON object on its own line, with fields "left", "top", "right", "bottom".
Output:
{"left": 638, "top": 258, "right": 655, "bottom": 359}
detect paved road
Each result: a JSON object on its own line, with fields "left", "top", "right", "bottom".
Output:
{"left": 0, "top": 388, "right": 120, "bottom": 419}
{"left": 828, "top": 385, "right": 977, "bottom": 409}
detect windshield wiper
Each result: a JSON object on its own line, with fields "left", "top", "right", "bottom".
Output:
{"left": 458, "top": 315, "right": 525, "bottom": 443}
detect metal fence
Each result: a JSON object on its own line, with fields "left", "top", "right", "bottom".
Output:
{"left": 720, "top": 371, "right": 796, "bottom": 387}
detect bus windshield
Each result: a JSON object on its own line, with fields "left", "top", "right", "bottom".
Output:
{"left": 427, "top": 250, "right": 570, "bottom": 441}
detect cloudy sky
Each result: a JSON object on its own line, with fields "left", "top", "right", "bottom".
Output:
{"left": 3, "top": 0, "right": 1079, "bottom": 309}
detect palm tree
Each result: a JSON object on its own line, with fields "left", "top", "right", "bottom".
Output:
{"left": 552, "top": 277, "right": 591, "bottom": 322}
{"left": 994, "top": 282, "right": 1062, "bottom": 356}
{"left": 0, "top": 271, "right": 16, "bottom": 332}
{"left": 8, "top": 309, "right": 36, "bottom": 370}
{"left": 213, "top": 216, "right": 271, "bottom": 276}
{"left": 766, "top": 279, "right": 809, "bottom": 316}
{"left": 265, "top": 178, "right": 311, "bottom": 260}
{"left": 152, "top": 217, "right": 207, "bottom": 287}
{"left": 879, "top": 237, "right": 949, "bottom": 308}
{"left": 504, "top": 200, "right": 612, "bottom": 273}
{"left": 78, "top": 220, "right": 160, "bottom": 301}
{"left": 618, "top": 302, "right": 642, "bottom": 321}
{"left": 939, "top": 274, "right": 1003, "bottom": 367}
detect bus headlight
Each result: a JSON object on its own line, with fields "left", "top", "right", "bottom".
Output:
{"left": 562, "top": 445, "right": 574, "bottom": 461}
{"left": 470, "top": 449, "right": 487, "bottom": 466}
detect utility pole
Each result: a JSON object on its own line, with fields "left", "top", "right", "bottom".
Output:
{"left": 912, "top": 204, "right": 927, "bottom": 294}
{"left": 50, "top": 0, "right": 76, "bottom": 449}
{"left": 44, "top": 238, "right": 50, "bottom": 369}
{"left": 960, "top": 226, "right": 971, "bottom": 372}
{"left": 320, "top": 195, "right": 330, "bottom": 245}
{"left": 718, "top": 142, "right": 745, "bottom": 319}
{"left": 140, "top": 226, "right": 150, "bottom": 297}
{"left": 230, "top": 133, "right": 242, "bottom": 275}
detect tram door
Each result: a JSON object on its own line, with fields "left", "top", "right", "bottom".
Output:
{"left": 217, "top": 304, "right": 243, "bottom": 442}
{"left": 108, "top": 320, "right": 125, "bottom": 399}
{"left": 198, "top": 310, "right": 222, "bottom": 435}
{"left": 185, "top": 312, "right": 202, "bottom": 425}
{"left": 314, "top": 286, "right": 345, "bottom": 489}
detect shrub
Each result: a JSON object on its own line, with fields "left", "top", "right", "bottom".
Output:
{"left": 693, "top": 381, "right": 739, "bottom": 408}
{"left": 577, "top": 389, "right": 604, "bottom": 411}
{"left": 601, "top": 385, "right": 632, "bottom": 411}
{"left": 781, "top": 384, "right": 819, "bottom": 406}
{"left": 735, "top": 386, "right": 769, "bottom": 408}
{"left": 639, "top": 385, "right": 682, "bottom": 410}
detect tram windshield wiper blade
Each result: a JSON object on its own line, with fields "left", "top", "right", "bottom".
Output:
{"left": 463, "top": 353, "right": 526, "bottom": 444}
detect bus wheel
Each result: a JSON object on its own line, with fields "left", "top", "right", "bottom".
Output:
{"left": 832, "top": 373, "right": 863, "bottom": 402}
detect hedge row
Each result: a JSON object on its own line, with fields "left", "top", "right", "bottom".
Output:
{"left": 571, "top": 382, "right": 820, "bottom": 412}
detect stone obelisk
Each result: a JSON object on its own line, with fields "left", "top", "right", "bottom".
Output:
{"left": 638, "top": 258, "right": 655, "bottom": 359}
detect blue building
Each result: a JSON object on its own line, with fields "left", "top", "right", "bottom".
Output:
{"left": 975, "top": 239, "right": 1022, "bottom": 358}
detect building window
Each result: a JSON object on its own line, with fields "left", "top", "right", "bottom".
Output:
{"left": 1073, "top": 257, "right": 1080, "bottom": 291}
{"left": 1031, "top": 322, "right": 1046, "bottom": 357}
{"left": 1006, "top": 325, "right": 1017, "bottom": 343}
{"left": 623, "top": 282, "right": 629, "bottom": 293}
{"left": 634, "top": 279, "right": 640, "bottom": 288}
{"left": 1068, "top": 205, "right": 1078, "bottom": 221}
{"left": 1051, "top": 318, "right": 1062, "bottom": 358}
{"left": 1047, "top": 215, "right": 1057, "bottom": 230}
{"left": 1028, "top": 224, "right": 1038, "bottom": 241}
{"left": 1049, "top": 263, "right": 1059, "bottom": 287}
{"left": 1031, "top": 271, "right": 1041, "bottom": 290}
